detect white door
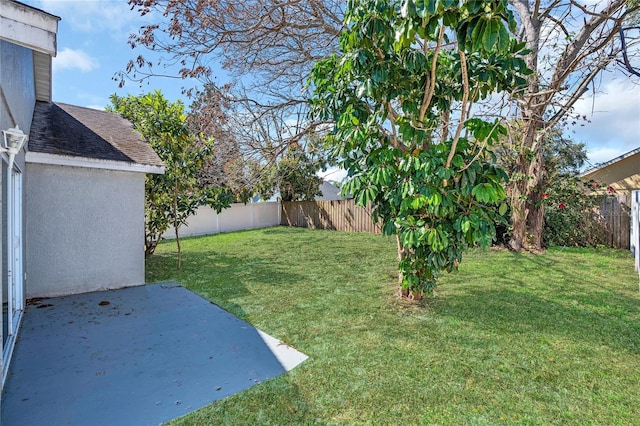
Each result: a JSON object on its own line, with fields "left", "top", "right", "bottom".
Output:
{"left": 2, "top": 165, "right": 23, "bottom": 386}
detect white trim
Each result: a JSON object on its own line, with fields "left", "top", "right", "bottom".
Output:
{"left": 2, "top": 310, "right": 20, "bottom": 389}
{"left": 26, "top": 151, "right": 165, "bottom": 174}
{"left": 1, "top": 165, "right": 24, "bottom": 390}
{"left": 0, "top": 0, "right": 59, "bottom": 56}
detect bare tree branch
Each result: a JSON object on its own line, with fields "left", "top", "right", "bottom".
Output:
{"left": 619, "top": 25, "right": 640, "bottom": 77}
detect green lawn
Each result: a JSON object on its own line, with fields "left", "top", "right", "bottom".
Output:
{"left": 146, "top": 227, "right": 640, "bottom": 425}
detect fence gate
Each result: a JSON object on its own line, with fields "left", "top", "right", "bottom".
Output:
{"left": 598, "top": 195, "right": 631, "bottom": 249}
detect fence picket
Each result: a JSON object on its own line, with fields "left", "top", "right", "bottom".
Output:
{"left": 596, "top": 195, "right": 630, "bottom": 249}
{"left": 281, "top": 200, "right": 382, "bottom": 234}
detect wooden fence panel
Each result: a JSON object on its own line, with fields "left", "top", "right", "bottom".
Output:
{"left": 597, "top": 195, "right": 631, "bottom": 249}
{"left": 281, "top": 199, "right": 382, "bottom": 234}
{"left": 282, "top": 197, "right": 632, "bottom": 249}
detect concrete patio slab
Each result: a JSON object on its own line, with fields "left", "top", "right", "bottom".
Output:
{"left": 1, "top": 283, "right": 307, "bottom": 426}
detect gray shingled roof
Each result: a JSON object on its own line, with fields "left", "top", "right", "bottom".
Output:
{"left": 28, "top": 101, "right": 164, "bottom": 168}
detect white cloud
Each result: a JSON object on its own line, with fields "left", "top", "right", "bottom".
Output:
{"left": 318, "top": 167, "right": 348, "bottom": 182}
{"left": 586, "top": 146, "right": 628, "bottom": 166}
{"left": 54, "top": 48, "right": 99, "bottom": 72}
{"left": 571, "top": 78, "right": 640, "bottom": 164}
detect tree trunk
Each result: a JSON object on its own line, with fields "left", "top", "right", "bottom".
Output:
{"left": 508, "top": 121, "right": 545, "bottom": 251}
{"left": 145, "top": 241, "right": 156, "bottom": 257}
{"left": 396, "top": 235, "right": 425, "bottom": 300}
{"left": 507, "top": 2, "right": 546, "bottom": 252}
{"left": 173, "top": 183, "right": 182, "bottom": 270}
{"left": 396, "top": 234, "right": 405, "bottom": 290}
{"left": 526, "top": 176, "right": 545, "bottom": 250}
{"left": 174, "top": 223, "right": 181, "bottom": 270}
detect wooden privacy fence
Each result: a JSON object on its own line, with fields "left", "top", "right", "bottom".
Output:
{"left": 597, "top": 195, "right": 631, "bottom": 249}
{"left": 281, "top": 199, "right": 381, "bottom": 234}
{"left": 281, "top": 196, "right": 632, "bottom": 249}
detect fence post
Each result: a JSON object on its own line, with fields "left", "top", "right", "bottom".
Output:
{"left": 636, "top": 191, "right": 639, "bottom": 289}
{"left": 277, "top": 197, "right": 282, "bottom": 226}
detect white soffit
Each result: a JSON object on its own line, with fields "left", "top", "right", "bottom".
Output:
{"left": 0, "top": 0, "right": 59, "bottom": 56}
{"left": 26, "top": 151, "right": 166, "bottom": 175}
{"left": 33, "top": 51, "right": 51, "bottom": 102}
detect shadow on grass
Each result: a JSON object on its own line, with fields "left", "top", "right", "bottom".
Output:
{"left": 170, "top": 372, "right": 316, "bottom": 425}
{"left": 261, "top": 226, "right": 304, "bottom": 234}
{"left": 146, "top": 249, "right": 307, "bottom": 319}
{"left": 438, "top": 287, "right": 640, "bottom": 354}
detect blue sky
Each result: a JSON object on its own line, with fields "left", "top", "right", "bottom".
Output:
{"left": 25, "top": 0, "right": 640, "bottom": 170}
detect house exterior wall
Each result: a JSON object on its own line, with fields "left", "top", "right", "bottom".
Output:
{"left": 0, "top": 39, "right": 34, "bottom": 171}
{"left": 25, "top": 163, "right": 145, "bottom": 298}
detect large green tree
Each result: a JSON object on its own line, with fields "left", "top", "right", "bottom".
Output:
{"left": 310, "top": 0, "right": 529, "bottom": 298}
{"left": 109, "top": 91, "right": 233, "bottom": 268}
{"left": 122, "top": 0, "right": 639, "bottom": 254}
{"left": 506, "top": 0, "right": 639, "bottom": 251}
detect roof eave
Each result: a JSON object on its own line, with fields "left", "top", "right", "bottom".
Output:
{"left": 0, "top": 0, "right": 60, "bottom": 102}
{"left": 0, "top": 0, "right": 60, "bottom": 56}
{"left": 26, "top": 151, "right": 166, "bottom": 174}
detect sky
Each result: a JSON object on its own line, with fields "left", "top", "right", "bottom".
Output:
{"left": 23, "top": 0, "right": 640, "bottom": 174}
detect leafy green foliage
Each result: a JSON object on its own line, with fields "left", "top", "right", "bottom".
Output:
{"left": 543, "top": 177, "right": 609, "bottom": 247}
{"left": 254, "top": 142, "right": 325, "bottom": 202}
{"left": 541, "top": 129, "right": 608, "bottom": 247}
{"left": 310, "top": 0, "right": 529, "bottom": 296}
{"left": 108, "top": 91, "right": 233, "bottom": 264}
{"left": 497, "top": 124, "right": 607, "bottom": 248}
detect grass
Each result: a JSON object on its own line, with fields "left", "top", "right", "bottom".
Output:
{"left": 146, "top": 227, "right": 640, "bottom": 425}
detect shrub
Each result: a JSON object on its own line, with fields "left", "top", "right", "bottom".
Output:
{"left": 542, "top": 176, "right": 608, "bottom": 247}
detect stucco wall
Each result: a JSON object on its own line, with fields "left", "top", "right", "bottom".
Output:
{"left": 25, "top": 163, "right": 145, "bottom": 298}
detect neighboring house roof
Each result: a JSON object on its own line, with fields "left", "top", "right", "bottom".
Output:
{"left": 253, "top": 180, "right": 348, "bottom": 202}
{"left": 316, "top": 181, "right": 346, "bottom": 201}
{"left": 27, "top": 101, "right": 164, "bottom": 174}
{"left": 581, "top": 147, "right": 640, "bottom": 194}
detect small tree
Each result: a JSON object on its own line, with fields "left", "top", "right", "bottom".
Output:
{"left": 310, "top": 0, "right": 530, "bottom": 298}
{"left": 109, "top": 91, "right": 233, "bottom": 268}
{"left": 252, "top": 141, "right": 326, "bottom": 202}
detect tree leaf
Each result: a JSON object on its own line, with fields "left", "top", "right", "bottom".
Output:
{"left": 483, "top": 19, "right": 499, "bottom": 52}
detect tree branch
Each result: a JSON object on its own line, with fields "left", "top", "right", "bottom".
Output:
{"left": 619, "top": 25, "right": 640, "bottom": 77}
{"left": 446, "top": 49, "right": 469, "bottom": 169}
{"left": 419, "top": 23, "right": 445, "bottom": 124}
